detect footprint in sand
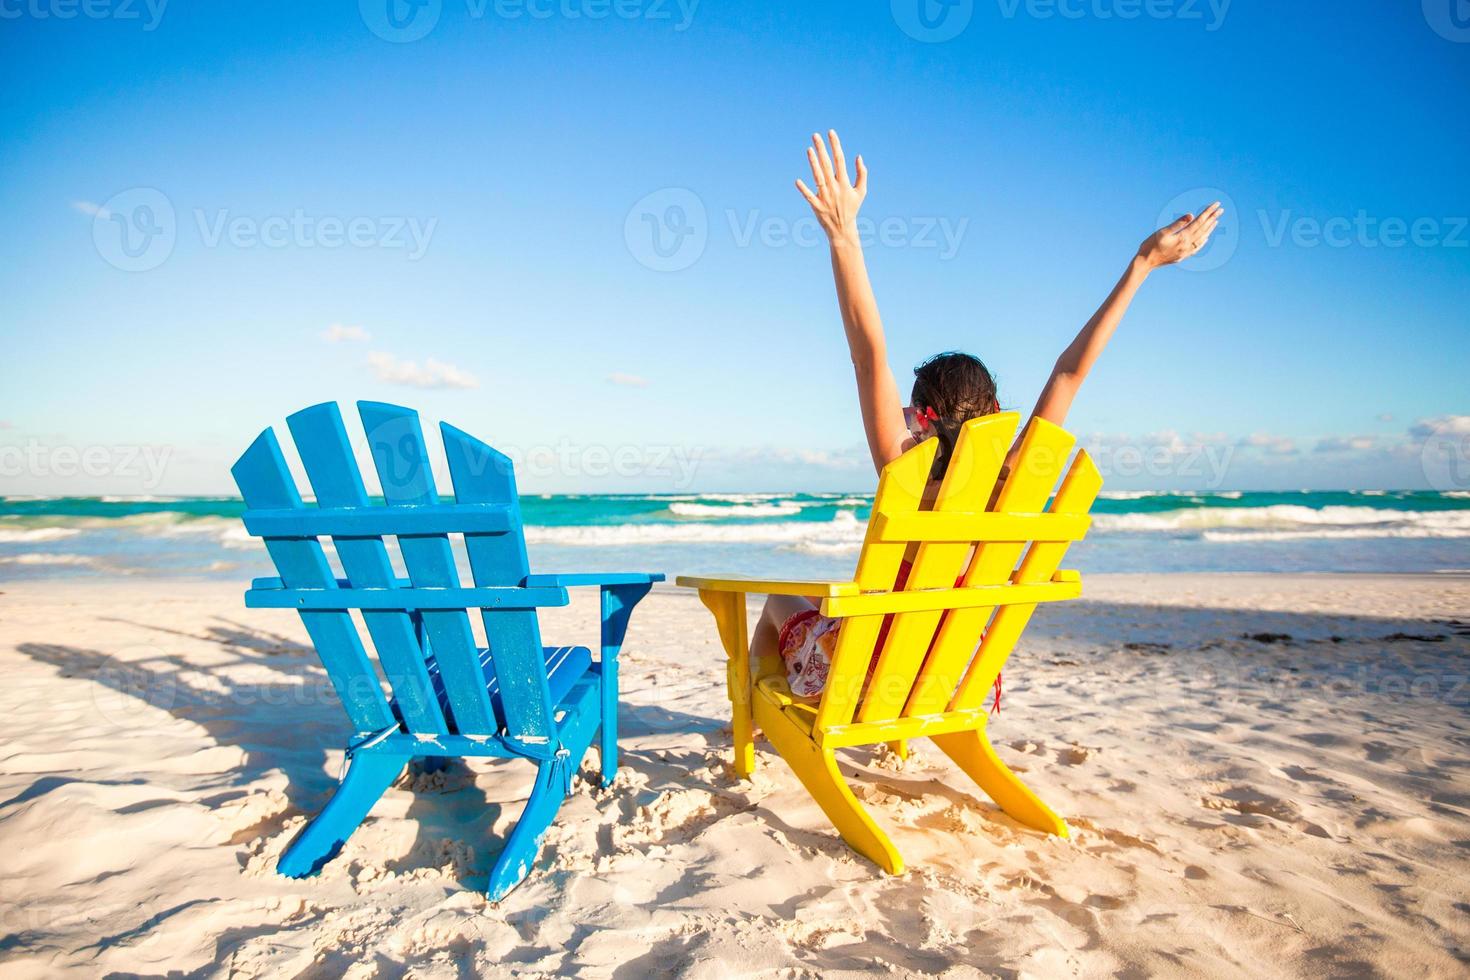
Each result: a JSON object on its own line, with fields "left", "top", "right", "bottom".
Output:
{"left": 1201, "top": 788, "right": 1332, "bottom": 839}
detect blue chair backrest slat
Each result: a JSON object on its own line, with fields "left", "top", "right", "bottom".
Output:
{"left": 245, "top": 584, "right": 568, "bottom": 610}
{"left": 286, "top": 403, "right": 448, "bottom": 735}
{"left": 443, "top": 423, "right": 555, "bottom": 742}
{"left": 242, "top": 503, "right": 512, "bottom": 538}
{"left": 230, "top": 428, "right": 395, "bottom": 733}
{"left": 358, "top": 401, "right": 500, "bottom": 735}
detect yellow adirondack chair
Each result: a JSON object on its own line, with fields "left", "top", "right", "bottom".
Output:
{"left": 676, "top": 413, "right": 1101, "bottom": 873}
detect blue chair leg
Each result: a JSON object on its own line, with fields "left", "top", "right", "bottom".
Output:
{"left": 413, "top": 756, "right": 450, "bottom": 774}
{"left": 279, "top": 752, "right": 407, "bottom": 878}
{"left": 600, "top": 660, "right": 618, "bottom": 788}
{"left": 487, "top": 758, "right": 568, "bottom": 902}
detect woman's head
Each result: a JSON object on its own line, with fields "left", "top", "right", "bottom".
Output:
{"left": 909, "top": 351, "right": 1000, "bottom": 478}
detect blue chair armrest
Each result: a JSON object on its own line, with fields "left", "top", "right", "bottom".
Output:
{"left": 522, "top": 572, "right": 664, "bottom": 588}
{"left": 520, "top": 575, "right": 661, "bottom": 661}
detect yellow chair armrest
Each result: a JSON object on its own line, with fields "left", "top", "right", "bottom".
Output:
{"left": 675, "top": 575, "right": 859, "bottom": 597}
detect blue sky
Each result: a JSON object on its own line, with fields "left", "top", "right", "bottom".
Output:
{"left": 1, "top": 0, "right": 1467, "bottom": 495}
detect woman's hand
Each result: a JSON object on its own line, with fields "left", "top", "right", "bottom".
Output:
{"left": 795, "top": 130, "right": 868, "bottom": 244}
{"left": 1138, "top": 202, "right": 1226, "bottom": 269}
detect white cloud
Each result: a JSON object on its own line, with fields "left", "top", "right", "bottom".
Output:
{"left": 71, "top": 200, "right": 108, "bottom": 218}
{"left": 367, "top": 351, "right": 477, "bottom": 390}
{"left": 1243, "top": 432, "right": 1298, "bottom": 456}
{"left": 1314, "top": 435, "right": 1376, "bottom": 454}
{"left": 1377, "top": 413, "right": 1395, "bottom": 423}
{"left": 1410, "top": 415, "right": 1470, "bottom": 439}
{"left": 323, "top": 323, "right": 370, "bottom": 343}
{"left": 607, "top": 373, "right": 649, "bottom": 388}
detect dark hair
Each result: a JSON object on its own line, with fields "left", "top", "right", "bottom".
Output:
{"left": 911, "top": 351, "right": 1000, "bottom": 479}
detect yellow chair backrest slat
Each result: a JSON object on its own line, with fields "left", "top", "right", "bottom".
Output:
{"left": 902, "top": 417, "right": 1077, "bottom": 719}
{"left": 813, "top": 438, "right": 936, "bottom": 732}
{"left": 949, "top": 448, "right": 1101, "bottom": 711}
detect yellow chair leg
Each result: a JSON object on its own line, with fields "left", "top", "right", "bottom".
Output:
{"left": 755, "top": 696, "right": 904, "bottom": 874}
{"left": 726, "top": 658, "right": 756, "bottom": 777}
{"left": 699, "top": 590, "right": 755, "bottom": 777}
{"left": 932, "top": 729, "right": 1069, "bottom": 838}
{"left": 888, "top": 738, "right": 909, "bottom": 760}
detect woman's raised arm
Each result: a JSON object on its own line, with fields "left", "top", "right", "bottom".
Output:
{"left": 796, "top": 130, "right": 909, "bottom": 473}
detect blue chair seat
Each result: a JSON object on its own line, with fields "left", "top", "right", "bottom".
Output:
{"left": 488, "top": 644, "right": 592, "bottom": 724}
{"left": 419, "top": 644, "right": 592, "bottom": 734}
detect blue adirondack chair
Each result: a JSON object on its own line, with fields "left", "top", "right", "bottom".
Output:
{"left": 231, "top": 400, "right": 661, "bottom": 900}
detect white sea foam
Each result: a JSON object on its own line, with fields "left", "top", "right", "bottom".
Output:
{"left": 0, "top": 527, "right": 81, "bottom": 543}
{"left": 1099, "top": 490, "right": 1160, "bottom": 500}
{"left": 523, "top": 511, "right": 868, "bottom": 548}
{"left": 667, "top": 502, "right": 802, "bottom": 518}
{"left": 1096, "top": 505, "right": 1470, "bottom": 538}
{"left": 0, "top": 553, "right": 104, "bottom": 567}
{"left": 1203, "top": 526, "right": 1470, "bottom": 542}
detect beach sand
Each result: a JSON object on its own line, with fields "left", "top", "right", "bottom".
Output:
{"left": 1, "top": 573, "right": 1467, "bottom": 977}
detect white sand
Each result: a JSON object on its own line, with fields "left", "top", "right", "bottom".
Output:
{"left": 1, "top": 573, "right": 1467, "bottom": 977}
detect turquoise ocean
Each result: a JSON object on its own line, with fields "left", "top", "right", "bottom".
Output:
{"left": 1, "top": 490, "right": 1467, "bottom": 582}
